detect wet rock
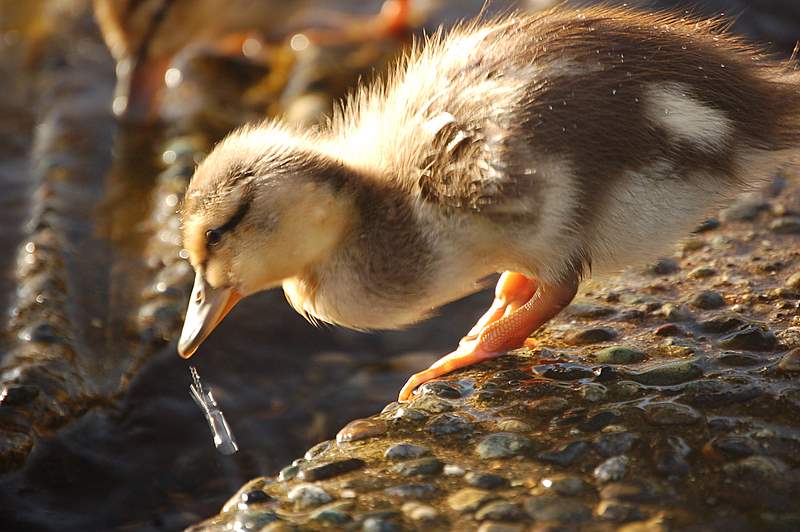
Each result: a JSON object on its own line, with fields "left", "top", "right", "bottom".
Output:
{"left": 595, "top": 346, "right": 646, "bottom": 364}
{"left": 299, "top": 458, "right": 366, "bottom": 481}
{"left": 718, "top": 326, "right": 777, "bottom": 351}
{"left": 654, "top": 436, "right": 690, "bottom": 477}
{"left": 577, "top": 410, "right": 621, "bottom": 432}
{"left": 564, "top": 327, "right": 617, "bottom": 346}
{"left": 769, "top": 216, "right": 800, "bottom": 234}
{"left": 644, "top": 402, "right": 702, "bottom": 425}
{"left": 723, "top": 455, "right": 789, "bottom": 478}
{"left": 778, "top": 348, "right": 800, "bottom": 372}
{"left": 362, "top": 514, "right": 402, "bottom": 532}
{"left": 787, "top": 272, "right": 800, "bottom": 290}
{"left": 596, "top": 500, "right": 646, "bottom": 523}
{"left": 541, "top": 476, "right": 588, "bottom": 496}
{"left": 309, "top": 501, "right": 354, "bottom": 525}
{"left": 476, "top": 432, "right": 532, "bottom": 459}
{"left": 653, "top": 323, "right": 684, "bottom": 337}
{"left": 627, "top": 360, "right": 703, "bottom": 386}
{"left": 565, "top": 304, "right": 616, "bottom": 319}
{"left": 534, "top": 363, "right": 595, "bottom": 380}
{"left": 680, "top": 378, "right": 762, "bottom": 408}
{"left": 694, "top": 218, "right": 720, "bottom": 232}
{"left": 524, "top": 496, "right": 592, "bottom": 524}
{"left": 537, "top": 441, "right": 589, "bottom": 467}
{"left": 600, "top": 480, "right": 661, "bottom": 503}
{"left": 417, "top": 381, "right": 463, "bottom": 399}
{"left": 401, "top": 501, "right": 439, "bottom": 522}
{"left": 718, "top": 352, "right": 763, "bottom": 367}
{"left": 448, "top": 488, "right": 499, "bottom": 513}
{"left": 594, "top": 432, "right": 639, "bottom": 457}
{"left": 475, "top": 500, "right": 526, "bottom": 522}
{"left": 698, "top": 315, "right": 747, "bottom": 333}
{"left": 287, "top": 484, "right": 333, "bottom": 510}
{"left": 594, "top": 456, "right": 629, "bottom": 483}
{"left": 658, "top": 303, "right": 693, "bottom": 322}
{"left": 384, "top": 483, "right": 438, "bottom": 500}
{"left": 426, "top": 413, "right": 472, "bottom": 435}
{"left": 647, "top": 258, "right": 680, "bottom": 275}
{"left": 581, "top": 383, "right": 608, "bottom": 402}
{"left": 688, "top": 266, "right": 717, "bottom": 279}
{"left": 528, "top": 397, "right": 569, "bottom": 414}
{"left": 465, "top": 472, "right": 509, "bottom": 490}
{"left": 337, "top": 418, "right": 387, "bottom": 443}
{"left": 411, "top": 394, "right": 453, "bottom": 414}
{"left": 392, "top": 457, "right": 443, "bottom": 477}
{"left": 495, "top": 418, "right": 532, "bottom": 432}
{"left": 384, "top": 443, "right": 431, "bottom": 461}
{"left": 17, "top": 322, "right": 63, "bottom": 343}
{"left": 690, "top": 290, "right": 726, "bottom": 310}
{"left": 777, "top": 327, "right": 800, "bottom": 349}
{"left": 477, "top": 523, "right": 525, "bottom": 532}
{"left": 391, "top": 406, "right": 429, "bottom": 423}
{"left": 278, "top": 465, "right": 299, "bottom": 482}
{"left": 304, "top": 440, "right": 333, "bottom": 461}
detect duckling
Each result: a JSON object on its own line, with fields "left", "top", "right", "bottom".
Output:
{"left": 178, "top": 6, "right": 800, "bottom": 401}
{"left": 93, "top": 0, "right": 410, "bottom": 121}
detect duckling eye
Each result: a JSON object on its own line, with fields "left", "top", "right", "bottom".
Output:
{"left": 205, "top": 229, "right": 222, "bottom": 247}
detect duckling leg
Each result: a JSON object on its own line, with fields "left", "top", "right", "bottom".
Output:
{"left": 398, "top": 273, "right": 579, "bottom": 401}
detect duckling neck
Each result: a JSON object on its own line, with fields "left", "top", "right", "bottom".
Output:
{"left": 285, "top": 171, "right": 476, "bottom": 330}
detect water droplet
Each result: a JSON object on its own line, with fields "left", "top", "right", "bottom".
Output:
{"left": 681, "top": 45, "right": 687, "bottom": 50}
{"left": 611, "top": 89, "right": 617, "bottom": 95}
{"left": 548, "top": 105, "right": 554, "bottom": 111}
{"left": 720, "top": 64, "right": 726, "bottom": 68}
{"left": 290, "top": 33, "right": 310, "bottom": 52}
{"left": 164, "top": 67, "right": 182, "bottom": 88}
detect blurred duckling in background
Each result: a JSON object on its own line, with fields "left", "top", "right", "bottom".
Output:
{"left": 93, "top": 0, "right": 410, "bottom": 122}
{"left": 177, "top": 6, "right": 800, "bottom": 400}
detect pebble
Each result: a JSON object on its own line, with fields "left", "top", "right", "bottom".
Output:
{"left": 723, "top": 455, "right": 789, "bottom": 478}
{"left": 658, "top": 303, "right": 692, "bottom": 322}
{"left": 496, "top": 418, "right": 533, "bottom": 432}
{"left": 475, "top": 500, "right": 526, "bottom": 522}
{"left": 769, "top": 216, "right": 800, "bottom": 234}
{"left": 465, "top": 472, "right": 509, "bottom": 490}
{"left": 475, "top": 432, "right": 532, "bottom": 459}
{"left": 718, "top": 352, "right": 762, "bottom": 367}
{"left": 447, "top": 488, "right": 499, "bottom": 513}
{"left": 337, "top": 418, "right": 387, "bottom": 443}
{"left": 299, "top": 458, "right": 366, "bottom": 481}
{"left": 384, "top": 443, "right": 431, "bottom": 461}
{"left": 647, "top": 258, "right": 680, "bottom": 275}
{"left": 600, "top": 480, "right": 660, "bottom": 503}
{"left": 627, "top": 360, "right": 703, "bottom": 386}
{"left": 524, "top": 496, "right": 592, "bottom": 524}
{"left": 362, "top": 515, "right": 402, "bottom": 532}
{"left": 654, "top": 436, "right": 690, "bottom": 476}
{"left": 384, "top": 483, "right": 438, "bottom": 500}
{"left": 688, "top": 266, "right": 717, "bottom": 279}
{"left": 278, "top": 465, "right": 299, "bottom": 482}
{"left": 777, "top": 327, "right": 800, "bottom": 349}
{"left": 401, "top": 502, "right": 439, "bottom": 522}
{"left": 594, "top": 432, "right": 639, "bottom": 457}
{"left": 287, "top": 484, "right": 333, "bottom": 510}
{"left": 690, "top": 291, "right": 726, "bottom": 310}
{"left": 787, "top": 272, "right": 800, "bottom": 290}
{"left": 596, "top": 500, "right": 646, "bottom": 522}
{"left": 309, "top": 501, "right": 354, "bottom": 525}
{"left": 719, "top": 196, "right": 767, "bottom": 222}
{"left": 581, "top": 383, "right": 608, "bottom": 402}
{"left": 594, "top": 456, "right": 629, "bottom": 483}
{"left": 564, "top": 327, "right": 617, "bottom": 346}
{"left": 718, "top": 326, "right": 777, "bottom": 351}
{"left": 417, "top": 381, "right": 463, "bottom": 399}
{"left": 426, "top": 413, "right": 473, "bottom": 435}
{"left": 565, "top": 304, "right": 616, "bottom": 319}
{"left": 17, "top": 322, "right": 62, "bottom": 343}
{"left": 304, "top": 440, "right": 333, "bottom": 461}
{"left": 391, "top": 407, "right": 429, "bottom": 423}
{"left": 411, "top": 394, "right": 453, "bottom": 414}
{"left": 595, "top": 346, "right": 646, "bottom": 364}
{"left": 653, "top": 324, "right": 683, "bottom": 337}
{"left": 694, "top": 218, "right": 720, "bottom": 232}
{"left": 541, "top": 476, "right": 588, "bottom": 496}
{"left": 644, "top": 402, "right": 702, "bottom": 425}
{"left": 537, "top": 441, "right": 589, "bottom": 467}
{"left": 577, "top": 411, "right": 621, "bottom": 432}
{"left": 391, "top": 457, "right": 443, "bottom": 477}
{"left": 534, "top": 363, "right": 595, "bottom": 380}
{"left": 528, "top": 397, "right": 569, "bottom": 414}
{"left": 778, "top": 348, "right": 800, "bottom": 372}
{"left": 698, "top": 315, "right": 747, "bottom": 333}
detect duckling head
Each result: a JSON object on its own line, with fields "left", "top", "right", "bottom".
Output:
{"left": 177, "top": 124, "right": 354, "bottom": 358}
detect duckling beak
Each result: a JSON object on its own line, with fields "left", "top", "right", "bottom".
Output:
{"left": 178, "top": 272, "right": 241, "bottom": 358}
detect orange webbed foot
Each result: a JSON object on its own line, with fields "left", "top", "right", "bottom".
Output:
{"left": 398, "top": 271, "right": 578, "bottom": 401}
